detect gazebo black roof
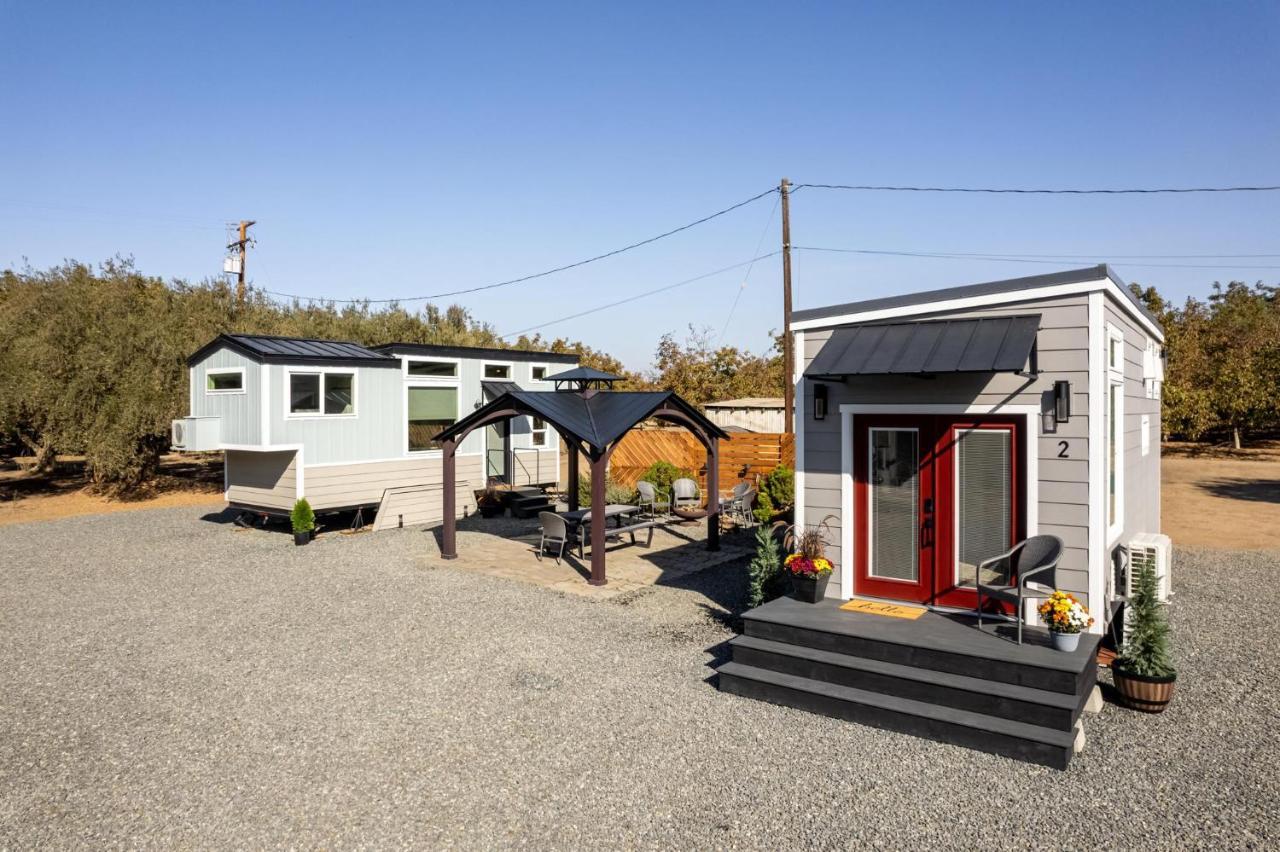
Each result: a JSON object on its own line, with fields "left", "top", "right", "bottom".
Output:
{"left": 434, "top": 389, "right": 728, "bottom": 454}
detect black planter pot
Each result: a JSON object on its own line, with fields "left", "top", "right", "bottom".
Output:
{"left": 294, "top": 531, "right": 310, "bottom": 546}
{"left": 791, "top": 571, "right": 830, "bottom": 604}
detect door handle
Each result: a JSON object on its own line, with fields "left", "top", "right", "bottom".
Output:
{"left": 923, "top": 498, "right": 934, "bottom": 515}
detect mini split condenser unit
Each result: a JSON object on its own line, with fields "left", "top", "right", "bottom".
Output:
{"left": 171, "top": 416, "right": 221, "bottom": 452}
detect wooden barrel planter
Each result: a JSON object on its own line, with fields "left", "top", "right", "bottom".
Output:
{"left": 1111, "top": 666, "right": 1176, "bottom": 713}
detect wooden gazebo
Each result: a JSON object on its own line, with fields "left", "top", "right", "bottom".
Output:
{"left": 431, "top": 369, "right": 729, "bottom": 586}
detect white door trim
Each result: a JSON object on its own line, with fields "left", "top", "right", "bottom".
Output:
{"left": 837, "top": 403, "right": 1040, "bottom": 602}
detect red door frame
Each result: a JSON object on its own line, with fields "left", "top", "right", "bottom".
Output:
{"left": 854, "top": 414, "right": 1023, "bottom": 609}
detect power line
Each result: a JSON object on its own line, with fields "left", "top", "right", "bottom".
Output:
{"left": 793, "top": 246, "right": 1280, "bottom": 270}
{"left": 500, "top": 252, "right": 781, "bottom": 340}
{"left": 717, "top": 192, "right": 780, "bottom": 344}
{"left": 792, "top": 183, "right": 1280, "bottom": 195}
{"left": 262, "top": 187, "right": 779, "bottom": 304}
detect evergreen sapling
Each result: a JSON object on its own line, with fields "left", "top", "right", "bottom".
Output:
{"left": 1116, "top": 560, "right": 1175, "bottom": 678}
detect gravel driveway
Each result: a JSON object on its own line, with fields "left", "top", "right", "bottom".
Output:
{"left": 1, "top": 506, "right": 1276, "bottom": 849}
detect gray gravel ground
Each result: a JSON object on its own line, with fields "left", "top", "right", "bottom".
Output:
{"left": 1, "top": 505, "right": 1277, "bottom": 849}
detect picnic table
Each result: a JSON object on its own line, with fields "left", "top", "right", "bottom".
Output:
{"left": 558, "top": 504, "right": 655, "bottom": 554}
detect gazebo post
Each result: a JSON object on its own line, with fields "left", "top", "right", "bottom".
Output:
{"left": 588, "top": 451, "right": 607, "bottom": 585}
{"left": 567, "top": 440, "right": 580, "bottom": 513}
{"left": 706, "top": 435, "right": 720, "bottom": 552}
{"left": 441, "top": 437, "right": 457, "bottom": 560}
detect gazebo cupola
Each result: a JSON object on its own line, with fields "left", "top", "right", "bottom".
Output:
{"left": 545, "top": 366, "right": 621, "bottom": 392}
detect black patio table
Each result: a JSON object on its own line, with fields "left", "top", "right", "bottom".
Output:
{"left": 558, "top": 504, "right": 640, "bottom": 529}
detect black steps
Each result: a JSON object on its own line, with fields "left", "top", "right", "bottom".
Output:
{"left": 505, "top": 488, "right": 555, "bottom": 519}
{"left": 718, "top": 662, "right": 1077, "bottom": 771}
{"left": 716, "top": 598, "right": 1098, "bottom": 769}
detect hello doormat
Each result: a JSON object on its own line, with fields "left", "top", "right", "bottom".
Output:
{"left": 840, "top": 599, "right": 927, "bottom": 620}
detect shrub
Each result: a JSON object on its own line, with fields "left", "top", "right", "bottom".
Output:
{"left": 752, "top": 489, "right": 775, "bottom": 524}
{"left": 576, "top": 474, "right": 635, "bottom": 506}
{"left": 1115, "top": 560, "right": 1175, "bottom": 678}
{"left": 752, "top": 464, "right": 794, "bottom": 523}
{"left": 636, "top": 459, "right": 694, "bottom": 500}
{"left": 746, "top": 524, "right": 786, "bottom": 608}
{"left": 290, "top": 498, "right": 315, "bottom": 534}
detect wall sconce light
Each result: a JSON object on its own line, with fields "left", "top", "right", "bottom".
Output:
{"left": 1053, "top": 380, "right": 1072, "bottom": 423}
{"left": 813, "top": 383, "right": 828, "bottom": 420}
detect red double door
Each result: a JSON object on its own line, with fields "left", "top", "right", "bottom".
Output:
{"left": 853, "top": 415, "right": 1022, "bottom": 609}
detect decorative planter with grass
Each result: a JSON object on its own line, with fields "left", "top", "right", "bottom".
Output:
{"left": 476, "top": 486, "right": 504, "bottom": 519}
{"left": 291, "top": 498, "right": 315, "bottom": 546}
{"left": 783, "top": 518, "right": 835, "bottom": 604}
{"left": 1112, "top": 559, "right": 1176, "bottom": 713}
{"left": 1037, "top": 590, "right": 1093, "bottom": 652}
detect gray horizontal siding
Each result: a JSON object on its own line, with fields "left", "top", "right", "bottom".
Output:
{"left": 305, "top": 455, "right": 484, "bottom": 510}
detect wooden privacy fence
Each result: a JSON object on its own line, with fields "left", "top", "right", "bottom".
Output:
{"left": 609, "top": 430, "right": 794, "bottom": 493}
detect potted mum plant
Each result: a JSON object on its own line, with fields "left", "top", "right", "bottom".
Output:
{"left": 1037, "top": 590, "right": 1093, "bottom": 651}
{"left": 1112, "top": 560, "right": 1176, "bottom": 713}
{"left": 783, "top": 519, "right": 834, "bottom": 604}
{"left": 290, "top": 498, "right": 315, "bottom": 546}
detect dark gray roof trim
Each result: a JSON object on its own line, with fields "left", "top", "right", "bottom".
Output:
{"left": 373, "top": 343, "right": 578, "bottom": 364}
{"left": 188, "top": 333, "right": 400, "bottom": 367}
{"left": 805, "top": 315, "right": 1041, "bottom": 378}
{"left": 434, "top": 390, "right": 729, "bottom": 452}
{"left": 793, "top": 264, "right": 1162, "bottom": 334}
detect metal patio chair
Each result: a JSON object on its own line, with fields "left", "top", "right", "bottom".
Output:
{"left": 537, "top": 511, "right": 577, "bottom": 564}
{"left": 635, "top": 480, "right": 671, "bottom": 518}
{"left": 975, "top": 534, "right": 1064, "bottom": 645}
{"left": 722, "top": 481, "right": 756, "bottom": 527}
{"left": 671, "top": 478, "right": 701, "bottom": 511}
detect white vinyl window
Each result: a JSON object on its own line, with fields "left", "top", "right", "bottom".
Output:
{"left": 288, "top": 371, "right": 356, "bottom": 417}
{"left": 408, "top": 386, "right": 458, "bottom": 452}
{"left": 406, "top": 358, "right": 458, "bottom": 379}
{"left": 1105, "top": 324, "right": 1125, "bottom": 541}
{"left": 530, "top": 364, "right": 552, "bottom": 383}
{"left": 205, "top": 367, "right": 245, "bottom": 394}
{"left": 482, "top": 362, "right": 512, "bottom": 381}
{"left": 531, "top": 416, "right": 551, "bottom": 448}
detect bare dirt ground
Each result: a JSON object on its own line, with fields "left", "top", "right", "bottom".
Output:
{"left": 1163, "top": 441, "right": 1280, "bottom": 549}
{"left": 0, "top": 454, "right": 223, "bottom": 527}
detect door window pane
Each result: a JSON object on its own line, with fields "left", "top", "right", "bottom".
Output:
{"left": 956, "top": 429, "right": 1011, "bottom": 587}
{"left": 289, "top": 373, "right": 321, "bottom": 413}
{"left": 408, "top": 386, "right": 457, "bottom": 451}
{"left": 324, "top": 373, "right": 354, "bottom": 415}
{"left": 870, "top": 429, "right": 919, "bottom": 581}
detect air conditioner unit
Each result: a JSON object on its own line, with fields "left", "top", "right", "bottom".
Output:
{"left": 171, "top": 416, "right": 221, "bottom": 451}
{"left": 1126, "top": 533, "right": 1172, "bottom": 603}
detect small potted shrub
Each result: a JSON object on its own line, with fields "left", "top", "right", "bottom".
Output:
{"left": 477, "top": 485, "right": 504, "bottom": 518}
{"left": 1037, "top": 590, "right": 1094, "bottom": 652}
{"left": 290, "top": 498, "right": 315, "bottom": 546}
{"left": 783, "top": 520, "right": 834, "bottom": 604}
{"left": 1112, "top": 561, "right": 1176, "bottom": 713}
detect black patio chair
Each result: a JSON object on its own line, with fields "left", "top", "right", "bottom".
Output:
{"left": 975, "top": 534, "right": 1064, "bottom": 645}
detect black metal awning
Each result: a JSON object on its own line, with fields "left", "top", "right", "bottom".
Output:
{"left": 804, "top": 315, "right": 1041, "bottom": 378}
{"left": 481, "top": 381, "right": 521, "bottom": 402}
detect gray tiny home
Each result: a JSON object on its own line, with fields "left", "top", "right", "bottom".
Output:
{"left": 173, "top": 334, "right": 578, "bottom": 530}
{"left": 792, "top": 265, "right": 1169, "bottom": 633}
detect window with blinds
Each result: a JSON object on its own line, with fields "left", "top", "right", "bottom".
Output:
{"left": 956, "top": 429, "right": 1011, "bottom": 587}
{"left": 870, "top": 429, "right": 919, "bottom": 582}
{"left": 408, "top": 386, "right": 458, "bottom": 452}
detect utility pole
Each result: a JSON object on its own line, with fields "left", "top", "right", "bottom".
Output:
{"left": 780, "top": 178, "right": 794, "bottom": 434}
{"left": 229, "top": 220, "right": 256, "bottom": 304}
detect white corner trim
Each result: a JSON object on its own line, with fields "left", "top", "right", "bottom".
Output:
{"left": 794, "top": 329, "right": 805, "bottom": 532}
{"left": 840, "top": 408, "right": 853, "bottom": 599}
{"left": 1087, "top": 291, "right": 1106, "bottom": 633}
{"left": 188, "top": 367, "right": 196, "bottom": 415}
{"left": 295, "top": 446, "right": 305, "bottom": 498}
{"left": 793, "top": 276, "right": 1164, "bottom": 343}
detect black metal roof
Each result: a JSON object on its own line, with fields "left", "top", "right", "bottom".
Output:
{"left": 543, "top": 366, "right": 621, "bottom": 382}
{"left": 805, "top": 315, "right": 1041, "bottom": 378}
{"left": 373, "top": 342, "right": 578, "bottom": 364}
{"left": 792, "top": 264, "right": 1162, "bottom": 334}
{"left": 481, "top": 381, "right": 521, "bottom": 401}
{"left": 188, "top": 334, "right": 400, "bottom": 367}
{"left": 434, "top": 390, "right": 729, "bottom": 453}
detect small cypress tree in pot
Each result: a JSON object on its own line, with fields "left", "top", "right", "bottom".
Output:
{"left": 290, "top": 498, "right": 316, "bottom": 546}
{"left": 1112, "top": 560, "right": 1176, "bottom": 712}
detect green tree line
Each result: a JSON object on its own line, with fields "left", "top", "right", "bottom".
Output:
{"left": 1132, "top": 280, "right": 1280, "bottom": 447}
{"left": 0, "top": 260, "right": 626, "bottom": 493}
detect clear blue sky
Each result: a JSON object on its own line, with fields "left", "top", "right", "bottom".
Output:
{"left": 2, "top": 2, "right": 1277, "bottom": 368}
